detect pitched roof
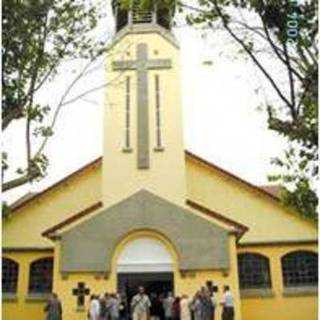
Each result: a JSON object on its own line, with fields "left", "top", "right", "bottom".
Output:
{"left": 42, "top": 201, "right": 103, "bottom": 238}
{"left": 186, "top": 200, "right": 249, "bottom": 239}
{"left": 260, "top": 185, "right": 281, "bottom": 198}
{"left": 185, "top": 151, "right": 280, "bottom": 202}
{"left": 10, "top": 192, "right": 38, "bottom": 210}
{"left": 9, "top": 157, "right": 102, "bottom": 212}
{"left": 9, "top": 151, "right": 280, "bottom": 213}
{"left": 42, "top": 198, "right": 249, "bottom": 240}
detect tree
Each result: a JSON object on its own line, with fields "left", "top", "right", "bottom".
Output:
{"left": 171, "top": 0, "right": 317, "bottom": 220}
{"left": 2, "top": 0, "right": 109, "bottom": 193}
{"left": 123, "top": 0, "right": 318, "bottom": 219}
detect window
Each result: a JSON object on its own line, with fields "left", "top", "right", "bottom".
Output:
{"left": 282, "top": 251, "right": 318, "bottom": 287}
{"left": 116, "top": 8, "right": 128, "bottom": 32}
{"left": 157, "top": 7, "right": 171, "bottom": 29}
{"left": 238, "top": 253, "right": 271, "bottom": 289}
{"left": 29, "top": 257, "right": 53, "bottom": 294}
{"left": 154, "top": 75, "right": 163, "bottom": 149}
{"left": 132, "top": 0, "right": 153, "bottom": 24}
{"left": 2, "top": 258, "right": 19, "bottom": 294}
{"left": 125, "top": 76, "right": 131, "bottom": 149}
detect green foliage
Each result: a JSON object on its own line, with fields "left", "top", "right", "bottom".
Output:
{"left": 2, "top": 0, "right": 107, "bottom": 192}
{"left": 2, "top": 202, "right": 11, "bottom": 219}
{"left": 282, "top": 179, "right": 318, "bottom": 221}
{"left": 184, "top": 0, "right": 318, "bottom": 220}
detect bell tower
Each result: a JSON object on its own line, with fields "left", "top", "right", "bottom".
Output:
{"left": 112, "top": 0, "right": 174, "bottom": 32}
{"left": 103, "top": 0, "right": 187, "bottom": 207}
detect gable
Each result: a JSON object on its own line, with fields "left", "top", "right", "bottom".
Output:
{"left": 59, "top": 190, "right": 230, "bottom": 272}
{"left": 3, "top": 161, "right": 102, "bottom": 248}
{"left": 4, "top": 151, "right": 316, "bottom": 249}
{"left": 185, "top": 154, "right": 317, "bottom": 244}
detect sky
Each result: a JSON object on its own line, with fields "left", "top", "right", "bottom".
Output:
{"left": 3, "top": 1, "right": 286, "bottom": 204}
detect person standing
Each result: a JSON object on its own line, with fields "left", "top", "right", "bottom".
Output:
{"left": 179, "top": 295, "right": 191, "bottom": 320}
{"left": 109, "top": 293, "right": 120, "bottom": 320}
{"left": 99, "top": 293, "right": 108, "bottom": 320}
{"left": 158, "top": 293, "right": 166, "bottom": 320}
{"left": 119, "top": 293, "right": 129, "bottom": 320}
{"left": 150, "top": 293, "right": 158, "bottom": 320}
{"left": 89, "top": 295, "right": 100, "bottom": 320}
{"left": 210, "top": 292, "right": 217, "bottom": 320}
{"left": 163, "top": 292, "right": 174, "bottom": 320}
{"left": 150, "top": 293, "right": 164, "bottom": 320}
{"left": 44, "top": 293, "right": 62, "bottom": 320}
{"left": 220, "top": 286, "right": 234, "bottom": 320}
{"left": 190, "top": 292, "right": 202, "bottom": 320}
{"left": 172, "top": 297, "right": 181, "bottom": 320}
{"left": 200, "top": 289, "right": 214, "bottom": 320}
{"left": 131, "top": 286, "right": 151, "bottom": 320}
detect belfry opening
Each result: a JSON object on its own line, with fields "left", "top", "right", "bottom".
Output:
{"left": 112, "top": 0, "right": 174, "bottom": 32}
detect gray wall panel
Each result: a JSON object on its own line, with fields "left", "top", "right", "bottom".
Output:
{"left": 60, "top": 190, "right": 230, "bottom": 273}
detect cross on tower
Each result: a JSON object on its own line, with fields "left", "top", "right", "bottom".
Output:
{"left": 72, "top": 282, "right": 90, "bottom": 308}
{"left": 112, "top": 43, "right": 172, "bottom": 169}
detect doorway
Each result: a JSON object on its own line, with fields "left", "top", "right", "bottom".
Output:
{"left": 116, "top": 237, "right": 175, "bottom": 312}
{"left": 117, "top": 272, "right": 174, "bottom": 319}
{"left": 117, "top": 272, "right": 174, "bottom": 299}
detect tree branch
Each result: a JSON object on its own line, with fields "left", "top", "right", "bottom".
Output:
{"left": 2, "top": 105, "right": 24, "bottom": 130}
{"left": 258, "top": 11, "right": 303, "bottom": 82}
{"left": 282, "top": 41, "right": 297, "bottom": 119}
{"left": 209, "top": 0, "right": 294, "bottom": 110}
{"left": 2, "top": 167, "right": 41, "bottom": 192}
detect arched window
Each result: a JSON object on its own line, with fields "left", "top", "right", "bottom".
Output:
{"left": 238, "top": 253, "right": 271, "bottom": 289}
{"left": 282, "top": 251, "right": 318, "bottom": 287}
{"left": 29, "top": 257, "right": 53, "bottom": 294}
{"left": 2, "top": 258, "right": 19, "bottom": 293}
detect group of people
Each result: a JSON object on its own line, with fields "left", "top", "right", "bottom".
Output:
{"left": 88, "top": 285, "right": 234, "bottom": 320}
{"left": 88, "top": 292, "right": 128, "bottom": 320}
{"left": 43, "top": 285, "right": 234, "bottom": 320}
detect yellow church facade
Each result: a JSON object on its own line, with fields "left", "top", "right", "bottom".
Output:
{"left": 3, "top": 3, "right": 318, "bottom": 320}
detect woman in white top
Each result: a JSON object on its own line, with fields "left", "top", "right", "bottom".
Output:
{"left": 89, "top": 295, "right": 101, "bottom": 320}
{"left": 220, "top": 286, "right": 234, "bottom": 320}
{"left": 180, "top": 294, "right": 191, "bottom": 320}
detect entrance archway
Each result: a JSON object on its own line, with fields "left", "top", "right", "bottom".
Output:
{"left": 117, "top": 237, "right": 174, "bottom": 273}
{"left": 116, "top": 237, "right": 174, "bottom": 302}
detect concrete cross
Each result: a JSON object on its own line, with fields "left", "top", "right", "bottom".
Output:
{"left": 72, "top": 282, "right": 90, "bottom": 307}
{"left": 112, "top": 43, "right": 172, "bottom": 169}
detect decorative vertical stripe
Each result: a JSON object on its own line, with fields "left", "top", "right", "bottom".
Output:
{"left": 136, "top": 43, "right": 150, "bottom": 169}
{"left": 155, "top": 75, "right": 162, "bottom": 149}
{"left": 125, "top": 76, "right": 131, "bottom": 149}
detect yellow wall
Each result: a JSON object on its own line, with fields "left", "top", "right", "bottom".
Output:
{"left": 2, "top": 251, "right": 53, "bottom": 320}
{"left": 103, "top": 31, "right": 187, "bottom": 208}
{"left": 3, "top": 162, "right": 101, "bottom": 248}
{"left": 185, "top": 156, "right": 317, "bottom": 244}
{"left": 237, "top": 243, "right": 318, "bottom": 320}
{"left": 2, "top": 163, "right": 101, "bottom": 320}
{"left": 53, "top": 230, "right": 242, "bottom": 320}
{"left": 3, "top": 156, "right": 318, "bottom": 320}
{"left": 4, "top": 154, "right": 317, "bottom": 249}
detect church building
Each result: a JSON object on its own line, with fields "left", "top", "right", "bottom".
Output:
{"left": 3, "top": 2, "right": 318, "bottom": 320}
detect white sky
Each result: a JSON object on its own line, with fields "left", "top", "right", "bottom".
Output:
{"left": 3, "top": 2, "right": 286, "bottom": 204}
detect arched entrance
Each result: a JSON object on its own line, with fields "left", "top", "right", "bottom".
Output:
{"left": 116, "top": 237, "right": 174, "bottom": 301}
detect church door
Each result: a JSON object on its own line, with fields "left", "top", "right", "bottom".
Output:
{"left": 116, "top": 238, "right": 174, "bottom": 307}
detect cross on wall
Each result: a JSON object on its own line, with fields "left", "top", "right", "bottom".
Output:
{"left": 72, "top": 282, "right": 90, "bottom": 308}
{"left": 112, "top": 43, "right": 172, "bottom": 169}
